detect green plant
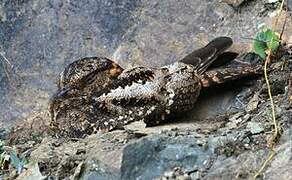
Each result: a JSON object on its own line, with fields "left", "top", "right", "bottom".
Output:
{"left": 0, "top": 140, "right": 28, "bottom": 174}
{"left": 253, "top": 0, "right": 286, "bottom": 177}
{"left": 10, "top": 150, "right": 28, "bottom": 174}
{"left": 252, "top": 26, "right": 280, "bottom": 59}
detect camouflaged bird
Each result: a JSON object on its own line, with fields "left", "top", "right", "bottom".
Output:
{"left": 49, "top": 37, "right": 262, "bottom": 138}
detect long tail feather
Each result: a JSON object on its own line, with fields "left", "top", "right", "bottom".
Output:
{"left": 200, "top": 65, "right": 263, "bottom": 87}
{"left": 180, "top": 37, "right": 233, "bottom": 74}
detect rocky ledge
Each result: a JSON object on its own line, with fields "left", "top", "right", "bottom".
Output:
{"left": 0, "top": 0, "right": 291, "bottom": 179}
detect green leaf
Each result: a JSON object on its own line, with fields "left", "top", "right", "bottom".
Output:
{"left": 10, "top": 151, "right": 24, "bottom": 174}
{"left": 10, "top": 151, "right": 20, "bottom": 167}
{"left": 265, "top": 29, "right": 279, "bottom": 52}
{"left": 252, "top": 39, "right": 267, "bottom": 59}
{"left": 20, "top": 154, "right": 29, "bottom": 166}
{"left": 252, "top": 26, "right": 280, "bottom": 60}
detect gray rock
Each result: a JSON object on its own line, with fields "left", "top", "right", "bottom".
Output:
{"left": 0, "top": 4, "right": 6, "bottom": 22}
{"left": 16, "top": 163, "right": 46, "bottom": 180}
{"left": 246, "top": 93, "right": 260, "bottom": 112}
{"left": 289, "top": 0, "right": 292, "bottom": 11}
{"left": 266, "top": 0, "right": 279, "bottom": 3}
{"left": 264, "top": 128, "right": 292, "bottom": 180}
{"left": 205, "top": 149, "right": 269, "bottom": 179}
{"left": 120, "top": 134, "right": 213, "bottom": 180}
{"left": 24, "top": 131, "right": 136, "bottom": 179}
{"left": 221, "top": 0, "right": 246, "bottom": 8}
{"left": 247, "top": 121, "right": 264, "bottom": 134}
{"left": 79, "top": 159, "right": 119, "bottom": 180}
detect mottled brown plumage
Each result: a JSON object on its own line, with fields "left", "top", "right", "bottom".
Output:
{"left": 48, "top": 37, "right": 263, "bottom": 138}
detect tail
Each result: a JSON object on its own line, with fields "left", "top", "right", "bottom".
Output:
{"left": 180, "top": 37, "right": 233, "bottom": 74}
{"left": 200, "top": 65, "right": 263, "bottom": 87}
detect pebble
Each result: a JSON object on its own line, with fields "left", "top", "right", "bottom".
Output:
{"left": 267, "top": 0, "right": 278, "bottom": 3}
{"left": 247, "top": 121, "right": 264, "bottom": 134}
{"left": 221, "top": 0, "right": 245, "bottom": 7}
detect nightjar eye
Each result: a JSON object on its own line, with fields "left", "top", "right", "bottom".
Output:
{"left": 99, "top": 58, "right": 112, "bottom": 70}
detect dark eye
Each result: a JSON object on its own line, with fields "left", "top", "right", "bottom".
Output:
{"left": 99, "top": 59, "right": 111, "bottom": 70}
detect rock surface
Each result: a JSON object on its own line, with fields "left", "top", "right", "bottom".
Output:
{"left": 121, "top": 133, "right": 213, "bottom": 180}
{"left": 0, "top": 0, "right": 291, "bottom": 180}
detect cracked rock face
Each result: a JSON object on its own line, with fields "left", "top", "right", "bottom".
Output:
{"left": 120, "top": 134, "right": 214, "bottom": 180}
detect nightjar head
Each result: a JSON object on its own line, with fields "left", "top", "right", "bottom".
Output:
{"left": 49, "top": 57, "right": 123, "bottom": 130}
{"left": 58, "top": 57, "right": 123, "bottom": 91}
